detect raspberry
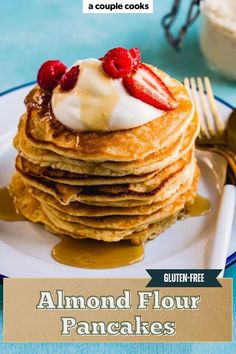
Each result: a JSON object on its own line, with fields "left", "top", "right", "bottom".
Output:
{"left": 102, "top": 47, "right": 133, "bottom": 79}
{"left": 129, "top": 48, "right": 141, "bottom": 70}
{"left": 37, "top": 60, "right": 67, "bottom": 90}
{"left": 60, "top": 65, "right": 80, "bottom": 91}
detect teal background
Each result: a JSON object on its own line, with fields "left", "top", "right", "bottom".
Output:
{"left": 0, "top": 0, "right": 235, "bottom": 352}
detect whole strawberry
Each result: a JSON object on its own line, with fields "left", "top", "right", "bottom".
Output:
{"left": 37, "top": 60, "right": 67, "bottom": 90}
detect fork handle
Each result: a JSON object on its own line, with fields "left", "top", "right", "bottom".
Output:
{"left": 209, "top": 184, "right": 236, "bottom": 276}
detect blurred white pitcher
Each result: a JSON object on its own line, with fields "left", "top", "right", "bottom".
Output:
{"left": 199, "top": 0, "right": 236, "bottom": 81}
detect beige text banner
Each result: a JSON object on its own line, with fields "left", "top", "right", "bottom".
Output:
{"left": 3, "top": 278, "right": 232, "bottom": 342}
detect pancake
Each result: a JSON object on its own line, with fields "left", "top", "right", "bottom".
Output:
{"left": 16, "top": 148, "right": 193, "bottom": 189}
{"left": 42, "top": 187, "right": 195, "bottom": 230}
{"left": 27, "top": 170, "right": 198, "bottom": 217}
{"left": 17, "top": 155, "right": 196, "bottom": 207}
{"left": 10, "top": 173, "right": 194, "bottom": 244}
{"left": 14, "top": 114, "right": 184, "bottom": 177}
{"left": 15, "top": 155, "right": 158, "bottom": 186}
{"left": 14, "top": 110, "right": 199, "bottom": 176}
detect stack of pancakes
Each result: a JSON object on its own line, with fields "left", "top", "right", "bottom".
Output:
{"left": 10, "top": 68, "right": 200, "bottom": 245}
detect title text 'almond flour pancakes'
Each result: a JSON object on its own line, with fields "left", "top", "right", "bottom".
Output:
{"left": 10, "top": 47, "right": 200, "bottom": 268}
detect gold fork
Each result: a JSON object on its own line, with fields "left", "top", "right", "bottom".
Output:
{"left": 184, "top": 76, "right": 236, "bottom": 180}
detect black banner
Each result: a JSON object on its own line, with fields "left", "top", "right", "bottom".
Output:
{"left": 146, "top": 269, "right": 222, "bottom": 287}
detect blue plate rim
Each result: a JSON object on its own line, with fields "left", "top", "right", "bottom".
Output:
{"left": 0, "top": 82, "right": 235, "bottom": 279}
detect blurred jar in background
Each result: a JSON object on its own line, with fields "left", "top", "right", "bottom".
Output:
{"left": 199, "top": 0, "right": 236, "bottom": 81}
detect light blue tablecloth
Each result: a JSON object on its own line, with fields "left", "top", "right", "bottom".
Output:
{"left": 0, "top": 1, "right": 235, "bottom": 353}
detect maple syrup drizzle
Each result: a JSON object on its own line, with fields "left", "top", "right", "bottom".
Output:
{"left": 0, "top": 187, "right": 25, "bottom": 221}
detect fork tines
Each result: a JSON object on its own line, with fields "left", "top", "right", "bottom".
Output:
{"left": 184, "top": 76, "right": 225, "bottom": 140}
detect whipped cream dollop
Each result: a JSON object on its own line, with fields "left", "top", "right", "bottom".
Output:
{"left": 51, "top": 58, "right": 164, "bottom": 132}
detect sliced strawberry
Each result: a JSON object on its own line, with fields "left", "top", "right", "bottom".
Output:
{"left": 123, "top": 63, "right": 178, "bottom": 111}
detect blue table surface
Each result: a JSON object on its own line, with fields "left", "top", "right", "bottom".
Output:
{"left": 0, "top": 0, "right": 235, "bottom": 353}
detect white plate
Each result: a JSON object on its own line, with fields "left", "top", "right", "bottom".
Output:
{"left": 0, "top": 83, "right": 235, "bottom": 278}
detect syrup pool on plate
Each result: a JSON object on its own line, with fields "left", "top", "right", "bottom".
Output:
{"left": 186, "top": 194, "right": 211, "bottom": 217}
{"left": 52, "top": 237, "right": 144, "bottom": 269}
